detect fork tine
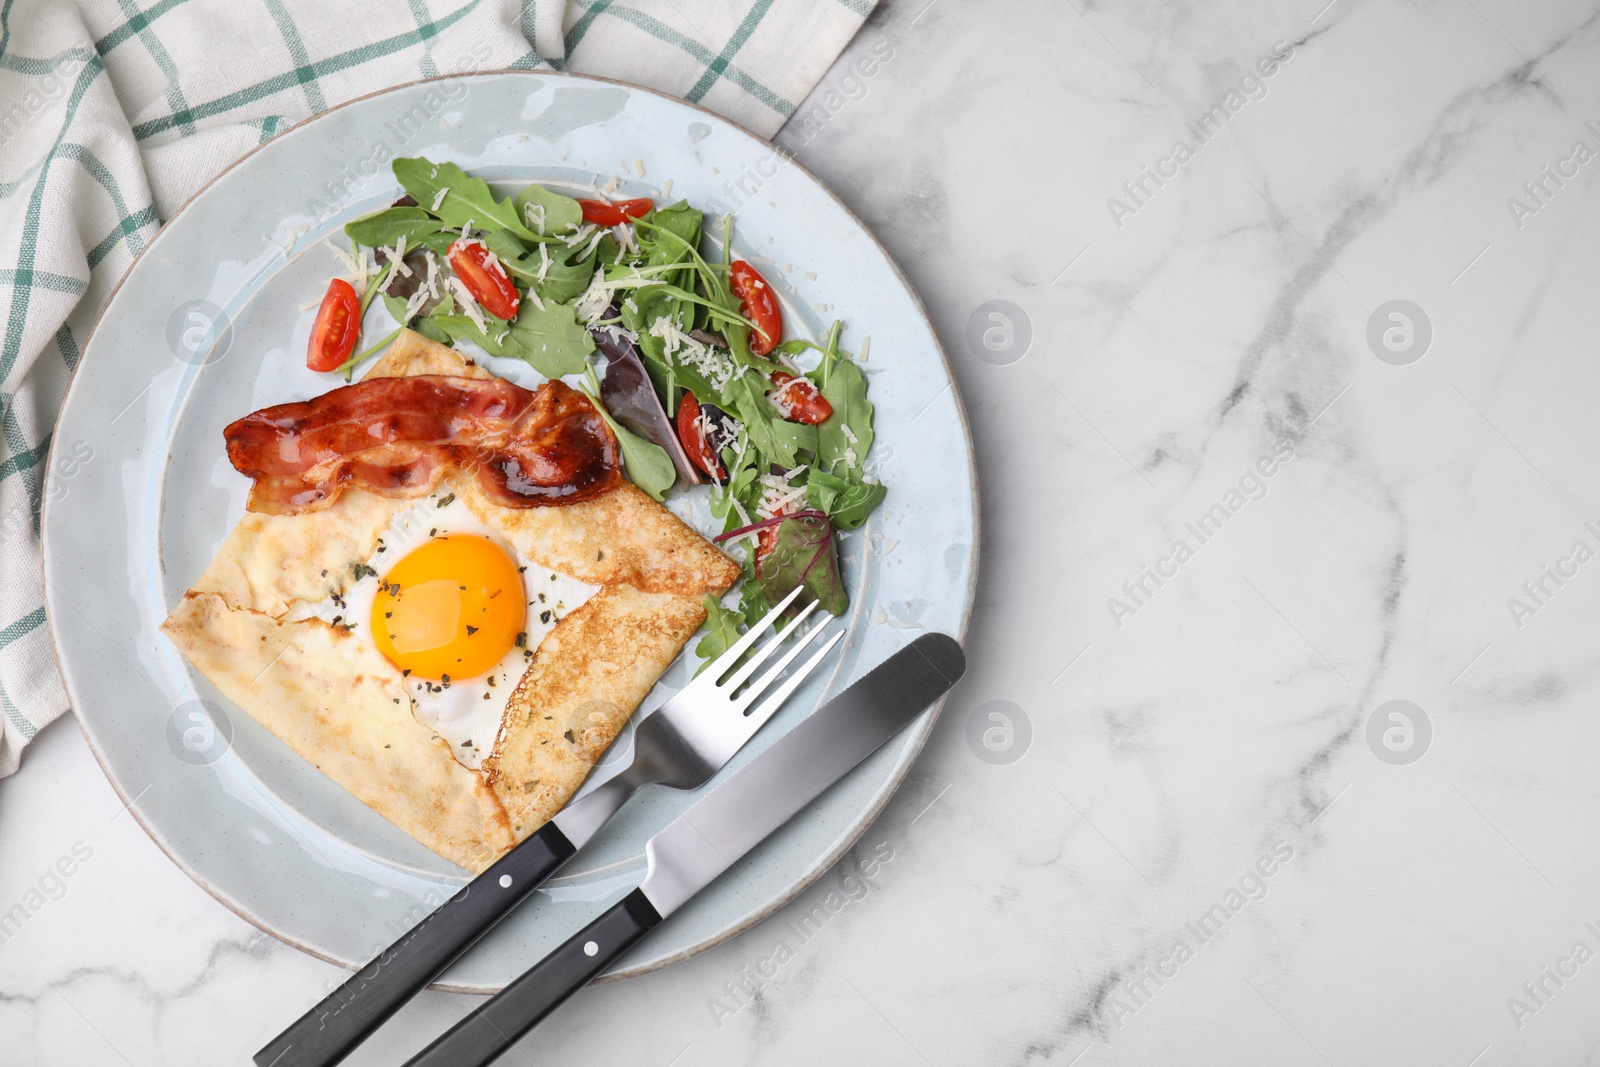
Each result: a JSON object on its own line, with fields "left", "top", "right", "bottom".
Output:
{"left": 739, "top": 628, "right": 845, "bottom": 726}
{"left": 731, "top": 616, "right": 834, "bottom": 714}
{"left": 719, "top": 598, "right": 821, "bottom": 695}
{"left": 701, "top": 584, "right": 805, "bottom": 685}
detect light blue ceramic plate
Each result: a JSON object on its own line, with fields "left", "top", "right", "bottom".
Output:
{"left": 42, "top": 72, "right": 975, "bottom": 989}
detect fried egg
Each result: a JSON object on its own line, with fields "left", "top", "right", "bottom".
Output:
{"left": 288, "top": 493, "right": 598, "bottom": 767}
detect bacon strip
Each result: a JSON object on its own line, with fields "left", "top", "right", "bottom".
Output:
{"left": 225, "top": 376, "right": 621, "bottom": 514}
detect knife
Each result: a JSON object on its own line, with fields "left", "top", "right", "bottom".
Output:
{"left": 400, "top": 632, "right": 965, "bottom": 1067}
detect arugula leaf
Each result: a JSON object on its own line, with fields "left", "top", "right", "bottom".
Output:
{"left": 641, "top": 202, "right": 702, "bottom": 301}
{"left": 345, "top": 207, "right": 444, "bottom": 250}
{"left": 592, "top": 399, "right": 676, "bottom": 501}
{"left": 392, "top": 157, "right": 540, "bottom": 243}
{"left": 506, "top": 301, "right": 596, "bottom": 376}
{"left": 693, "top": 595, "right": 748, "bottom": 677}
{"left": 755, "top": 513, "right": 848, "bottom": 617}
{"left": 512, "top": 183, "right": 583, "bottom": 237}
{"left": 806, "top": 469, "right": 886, "bottom": 529}
{"left": 622, "top": 286, "right": 701, "bottom": 400}
{"left": 382, "top": 293, "right": 452, "bottom": 344}
{"left": 710, "top": 430, "right": 761, "bottom": 530}
{"left": 412, "top": 316, "right": 452, "bottom": 346}
{"left": 643, "top": 202, "right": 702, "bottom": 258}
{"left": 470, "top": 230, "right": 595, "bottom": 308}
{"left": 721, "top": 372, "right": 810, "bottom": 469}
{"left": 434, "top": 301, "right": 594, "bottom": 378}
{"left": 534, "top": 246, "right": 599, "bottom": 305}
{"left": 809, "top": 345, "right": 875, "bottom": 478}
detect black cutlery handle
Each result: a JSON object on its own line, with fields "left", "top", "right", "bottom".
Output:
{"left": 402, "top": 888, "right": 663, "bottom": 1067}
{"left": 255, "top": 822, "right": 577, "bottom": 1067}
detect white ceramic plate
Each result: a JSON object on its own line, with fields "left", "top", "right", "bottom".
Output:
{"left": 42, "top": 72, "right": 975, "bottom": 990}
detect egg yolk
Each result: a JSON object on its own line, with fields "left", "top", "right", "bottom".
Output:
{"left": 370, "top": 535, "right": 526, "bottom": 681}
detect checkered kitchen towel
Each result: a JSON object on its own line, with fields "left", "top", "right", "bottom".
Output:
{"left": 0, "top": 0, "right": 878, "bottom": 777}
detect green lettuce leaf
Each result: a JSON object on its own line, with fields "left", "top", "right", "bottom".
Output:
{"left": 593, "top": 400, "right": 675, "bottom": 501}
{"left": 433, "top": 300, "right": 594, "bottom": 378}
{"left": 512, "top": 183, "right": 583, "bottom": 237}
{"left": 693, "top": 595, "right": 748, "bottom": 677}
{"left": 809, "top": 348, "right": 875, "bottom": 478}
{"left": 806, "top": 468, "right": 886, "bottom": 529}
{"left": 392, "top": 157, "right": 539, "bottom": 243}
{"left": 344, "top": 207, "right": 444, "bottom": 250}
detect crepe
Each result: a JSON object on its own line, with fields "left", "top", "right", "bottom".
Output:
{"left": 162, "top": 330, "right": 740, "bottom": 871}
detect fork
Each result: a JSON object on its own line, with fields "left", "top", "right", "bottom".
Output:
{"left": 255, "top": 585, "right": 840, "bottom": 1067}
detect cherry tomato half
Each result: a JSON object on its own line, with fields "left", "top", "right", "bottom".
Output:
{"left": 729, "top": 260, "right": 781, "bottom": 356}
{"left": 578, "top": 198, "right": 653, "bottom": 227}
{"left": 306, "top": 278, "right": 361, "bottom": 372}
{"left": 767, "top": 370, "right": 833, "bottom": 425}
{"left": 676, "top": 392, "right": 727, "bottom": 482}
{"left": 756, "top": 506, "right": 792, "bottom": 559}
{"left": 447, "top": 240, "right": 521, "bottom": 321}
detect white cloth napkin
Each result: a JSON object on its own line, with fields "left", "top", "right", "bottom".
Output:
{"left": 0, "top": 0, "right": 876, "bottom": 777}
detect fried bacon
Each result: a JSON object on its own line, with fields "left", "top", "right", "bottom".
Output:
{"left": 224, "top": 375, "right": 621, "bottom": 514}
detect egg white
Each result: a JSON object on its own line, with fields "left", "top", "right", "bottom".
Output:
{"left": 286, "top": 493, "right": 598, "bottom": 768}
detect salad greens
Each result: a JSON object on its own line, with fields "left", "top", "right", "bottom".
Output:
{"left": 338, "top": 155, "right": 887, "bottom": 669}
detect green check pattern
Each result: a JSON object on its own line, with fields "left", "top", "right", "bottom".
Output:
{"left": 0, "top": 0, "right": 875, "bottom": 777}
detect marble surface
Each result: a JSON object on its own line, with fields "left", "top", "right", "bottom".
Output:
{"left": 6, "top": 0, "right": 1600, "bottom": 1063}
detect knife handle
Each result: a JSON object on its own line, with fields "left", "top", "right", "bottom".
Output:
{"left": 402, "top": 889, "right": 663, "bottom": 1067}
{"left": 254, "top": 822, "right": 577, "bottom": 1067}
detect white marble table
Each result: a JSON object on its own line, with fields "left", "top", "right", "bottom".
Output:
{"left": 7, "top": 0, "right": 1600, "bottom": 1063}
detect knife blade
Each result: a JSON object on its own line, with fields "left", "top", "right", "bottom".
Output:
{"left": 401, "top": 632, "right": 964, "bottom": 1067}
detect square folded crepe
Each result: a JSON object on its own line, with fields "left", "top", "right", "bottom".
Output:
{"left": 162, "top": 330, "right": 740, "bottom": 872}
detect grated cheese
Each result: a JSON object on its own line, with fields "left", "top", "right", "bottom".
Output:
{"left": 574, "top": 269, "right": 613, "bottom": 325}
{"left": 431, "top": 187, "right": 449, "bottom": 211}
{"left": 447, "top": 277, "right": 486, "bottom": 333}
{"left": 326, "top": 238, "right": 358, "bottom": 274}
{"left": 649, "top": 316, "right": 736, "bottom": 391}
{"left": 424, "top": 250, "right": 440, "bottom": 298}
{"left": 403, "top": 286, "right": 429, "bottom": 321}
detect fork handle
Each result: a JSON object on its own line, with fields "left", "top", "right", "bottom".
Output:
{"left": 253, "top": 822, "right": 577, "bottom": 1067}
{"left": 402, "top": 889, "right": 662, "bottom": 1067}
